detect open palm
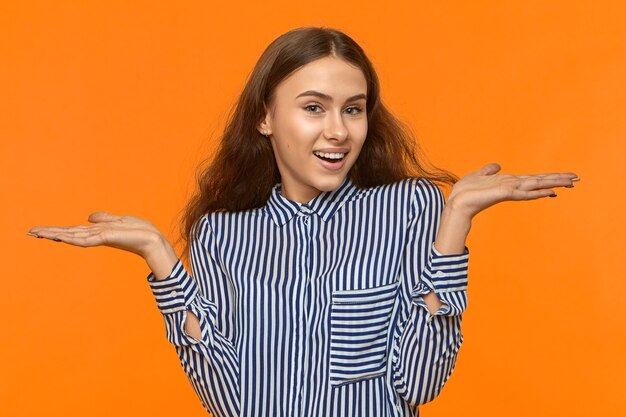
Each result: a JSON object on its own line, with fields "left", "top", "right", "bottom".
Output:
{"left": 28, "top": 212, "right": 165, "bottom": 259}
{"left": 448, "top": 163, "right": 578, "bottom": 218}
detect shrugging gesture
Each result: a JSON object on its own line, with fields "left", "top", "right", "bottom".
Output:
{"left": 426, "top": 163, "right": 578, "bottom": 311}
{"left": 25, "top": 26, "right": 581, "bottom": 417}
{"left": 432, "top": 163, "right": 579, "bottom": 256}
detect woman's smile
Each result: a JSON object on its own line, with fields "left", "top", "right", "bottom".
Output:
{"left": 313, "top": 148, "right": 349, "bottom": 171}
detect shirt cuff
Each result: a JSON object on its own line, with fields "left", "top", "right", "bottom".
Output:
{"left": 146, "top": 259, "right": 200, "bottom": 314}
{"left": 411, "top": 244, "right": 469, "bottom": 316}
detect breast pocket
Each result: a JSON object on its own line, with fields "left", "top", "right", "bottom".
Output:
{"left": 329, "top": 281, "right": 399, "bottom": 386}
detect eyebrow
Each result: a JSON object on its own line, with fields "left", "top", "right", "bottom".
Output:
{"left": 295, "top": 90, "right": 367, "bottom": 102}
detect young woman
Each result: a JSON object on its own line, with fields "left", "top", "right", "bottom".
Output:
{"left": 28, "top": 27, "right": 578, "bottom": 416}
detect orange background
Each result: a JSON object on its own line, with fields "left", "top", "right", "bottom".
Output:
{"left": 2, "top": 1, "right": 625, "bottom": 416}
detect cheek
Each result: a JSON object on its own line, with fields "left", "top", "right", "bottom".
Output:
{"left": 351, "top": 122, "right": 368, "bottom": 148}
{"left": 288, "top": 120, "right": 320, "bottom": 142}
{"left": 275, "top": 111, "right": 318, "bottom": 151}
{"left": 282, "top": 110, "right": 320, "bottom": 134}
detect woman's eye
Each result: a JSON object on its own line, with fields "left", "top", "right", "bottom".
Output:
{"left": 344, "top": 106, "right": 363, "bottom": 115}
{"left": 305, "top": 104, "right": 322, "bottom": 113}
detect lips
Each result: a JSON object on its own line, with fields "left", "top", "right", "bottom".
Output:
{"left": 312, "top": 150, "right": 348, "bottom": 171}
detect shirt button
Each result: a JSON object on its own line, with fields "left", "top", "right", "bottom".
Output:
{"left": 169, "top": 290, "right": 179, "bottom": 297}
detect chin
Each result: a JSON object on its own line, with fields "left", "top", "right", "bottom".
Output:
{"left": 314, "top": 176, "right": 347, "bottom": 193}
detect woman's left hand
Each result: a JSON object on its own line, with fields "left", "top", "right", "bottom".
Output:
{"left": 447, "top": 163, "right": 579, "bottom": 219}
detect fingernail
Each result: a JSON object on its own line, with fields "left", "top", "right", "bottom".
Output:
{"left": 27, "top": 232, "right": 38, "bottom": 238}
{"left": 572, "top": 177, "right": 581, "bottom": 182}
{"left": 565, "top": 185, "right": 574, "bottom": 188}
{"left": 549, "top": 194, "right": 558, "bottom": 198}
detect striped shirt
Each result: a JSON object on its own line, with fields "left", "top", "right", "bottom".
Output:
{"left": 147, "top": 177, "right": 469, "bottom": 417}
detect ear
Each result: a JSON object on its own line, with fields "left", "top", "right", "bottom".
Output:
{"left": 257, "top": 107, "right": 273, "bottom": 137}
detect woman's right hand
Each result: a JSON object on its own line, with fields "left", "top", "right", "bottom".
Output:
{"left": 28, "top": 212, "right": 179, "bottom": 279}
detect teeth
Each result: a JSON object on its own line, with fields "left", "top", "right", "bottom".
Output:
{"left": 313, "top": 151, "right": 345, "bottom": 160}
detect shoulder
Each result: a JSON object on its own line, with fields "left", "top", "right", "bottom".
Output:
{"left": 189, "top": 213, "right": 214, "bottom": 248}
{"left": 198, "top": 208, "right": 264, "bottom": 233}
{"left": 374, "top": 178, "right": 445, "bottom": 217}
{"left": 407, "top": 178, "right": 445, "bottom": 220}
{"left": 410, "top": 177, "right": 444, "bottom": 203}
{"left": 347, "top": 178, "right": 443, "bottom": 221}
{"left": 358, "top": 177, "right": 443, "bottom": 203}
{"left": 190, "top": 208, "right": 263, "bottom": 249}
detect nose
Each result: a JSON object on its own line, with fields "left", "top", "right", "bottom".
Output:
{"left": 323, "top": 111, "right": 348, "bottom": 141}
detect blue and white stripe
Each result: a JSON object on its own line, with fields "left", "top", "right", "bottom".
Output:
{"left": 148, "top": 177, "right": 469, "bottom": 416}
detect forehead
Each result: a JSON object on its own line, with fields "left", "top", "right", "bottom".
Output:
{"left": 274, "top": 56, "right": 367, "bottom": 99}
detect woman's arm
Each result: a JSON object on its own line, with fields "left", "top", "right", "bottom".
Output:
{"left": 145, "top": 215, "right": 240, "bottom": 417}
{"left": 392, "top": 180, "right": 468, "bottom": 405}
{"left": 144, "top": 235, "right": 203, "bottom": 339}
{"left": 29, "top": 212, "right": 240, "bottom": 417}
{"left": 393, "top": 165, "right": 577, "bottom": 405}
{"left": 420, "top": 163, "right": 578, "bottom": 314}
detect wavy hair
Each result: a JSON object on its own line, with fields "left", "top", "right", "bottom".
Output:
{"left": 179, "top": 27, "right": 457, "bottom": 258}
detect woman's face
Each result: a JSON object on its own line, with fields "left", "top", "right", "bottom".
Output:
{"left": 259, "top": 56, "right": 368, "bottom": 203}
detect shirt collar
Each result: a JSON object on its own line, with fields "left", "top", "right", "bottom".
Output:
{"left": 265, "top": 178, "right": 361, "bottom": 226}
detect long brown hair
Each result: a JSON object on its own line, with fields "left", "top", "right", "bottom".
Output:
{"left": 179, "top": 27, "right": 457, "bottom": 257}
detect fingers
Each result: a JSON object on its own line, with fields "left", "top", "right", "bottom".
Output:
{"left": 49, "top": 231, "right": 107, "bottom": 248}
{"left": 29, "top": 225, "right": 91, "bottom": 234}
{"left": 28, "top": 226, "right": 105, "bottom": 246}
{"left": 519, "top": 172, "right": 578, "bottom": 180}
{"left": 517, "top": 175, "right": 579, "bottom": 191}
{"left": 28, "top": 225, "right": 93, "bottom": 240}
{"left": 28, "top": 212, "right": 125, "bottom": 236}
{"left": 511, "top": 189, "right": 558, "bottom": 201}
{"left": 512, "top": 174, "right": 580, "bottom": 199}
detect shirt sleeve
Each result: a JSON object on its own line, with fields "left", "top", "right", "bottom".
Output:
{"left": 391, "top": 178, "right": 469, "bottom": 406}
{"left": 147, "top": 214, "right": 240, "bottom": 417}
